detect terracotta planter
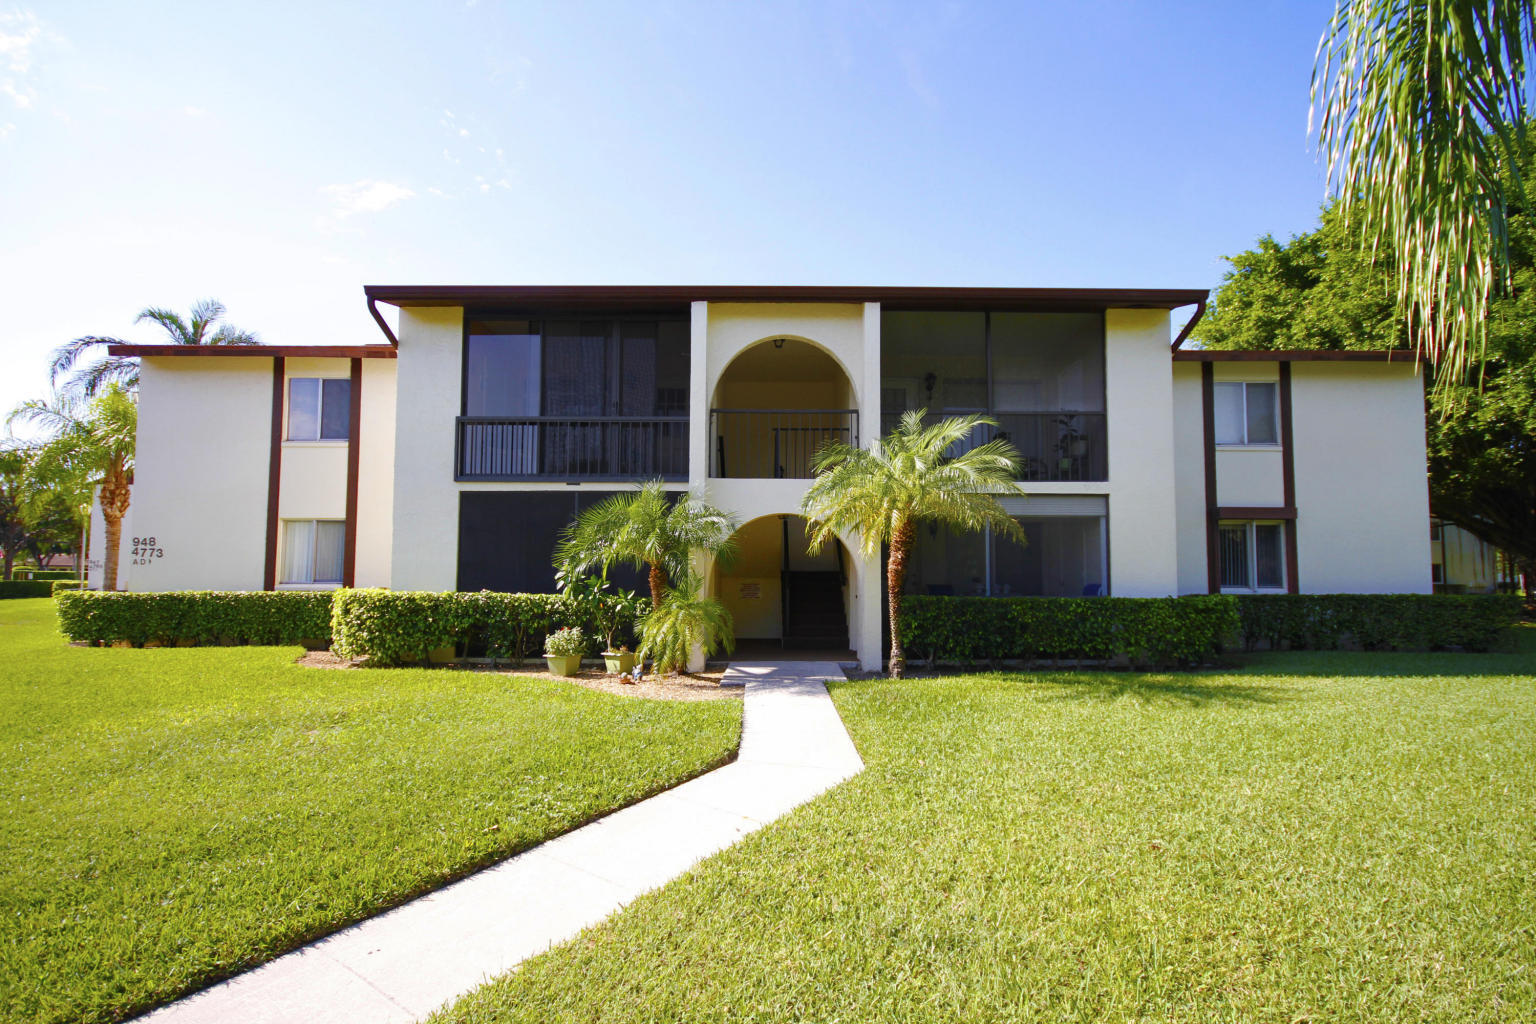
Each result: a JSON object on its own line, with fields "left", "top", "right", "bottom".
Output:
{"left": 603, "top": 651, "right": 636, "bottom": 673}
{"left": 545, "top": 654, "right": 583, "bottom": 677}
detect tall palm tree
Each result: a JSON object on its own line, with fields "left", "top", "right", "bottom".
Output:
{"left": 50, "top": 299, "right": 260, "bottom": 397}
{"left": 1312, "top": 0, "right": 1536, "bottom": 384}
{"left": 8, "top": 387, "right": 136, "bottom": 590}
{"left": 554, "top": 479, "right": 739, "bottom": 612}
{"left": 799, "top": 410, "right": 1026, "bottom": 679}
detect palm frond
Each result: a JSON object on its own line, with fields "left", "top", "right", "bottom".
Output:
{"left": 1312, "top": 0, "right": 1536, "bottom": 384}
{"left": 637, "top": 573, "right": 734, "bottom": 674}
{"left": 49, "top": 336, "right": 126, "bottom": 388}
{"left": 136, "top": 307, "right": 194, "bottom": 345}
{"left": 209, "top": 324, "right": 262, "bottom": 346}
{"left": 62, "top": 356, "right": 141, "bottom": 400}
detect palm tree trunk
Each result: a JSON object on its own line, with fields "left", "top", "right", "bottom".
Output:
{"left": 886, "top": 518, "right": 915, "bottom": 678}
{"left": 99, "top": 462, "right": 131, "bottom": 592}
{"left": 648, "top": 561, "right": 667, "bottom": 613}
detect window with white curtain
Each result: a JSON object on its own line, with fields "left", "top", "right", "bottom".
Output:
{"left": 281, "top": 520, "right": 346, "bottom": 584}
{"left": 1214, "top": 381, "right": 1279, "bottom": 445}
{"left": 1219, "top": 521, "right": 1285, "bottom": 591}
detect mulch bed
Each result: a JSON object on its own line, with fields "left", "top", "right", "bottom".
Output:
{"left": 296, "top": 650, "right": 737, "bottom": 702}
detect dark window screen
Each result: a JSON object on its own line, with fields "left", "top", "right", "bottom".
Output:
{"left": 321, "top": 379, "right": 351, "bottom": 440}
{"left": 457, "top": 491, "right": 648, "bottom": 594}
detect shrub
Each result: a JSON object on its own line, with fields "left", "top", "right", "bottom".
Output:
{"left": 898, "top": 595, "right": 1240, "bottom": 667}
{"left": 1233, "top": 594, "right": 1521, "bottom": 652}
{"left": 0, "top": 580, "right": 54, "bottom": 599}
{"left": 544, "top": 626, "right": 587, "bottom": 658}
{"left": 51, "top": 580, "right": 85, "bottom": 596}
{"left": 639, "top": 575, "right": 734, "bottom": 675}
{"left": 329, "top": 589, "right": 637, "bottom": 666}
{"left": 16, "top": 569, "right": 76, "bottom": 581}
{"left": 55, "top": 591, "right": 335, "bottom": 646}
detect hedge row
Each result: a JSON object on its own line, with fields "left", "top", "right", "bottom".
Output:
{"left": 16, "top": 569, "right": 77, "bottom": 581}
{"left": 51, "top": 580, "right": 85, "bottom": 596}
{"left": 899, "top": 595, "right": 1240, "bottom": 666}
{"left": 1233, "top": 594, "right": 1521, "bottom": 652}
{"left": 0, "top": 580, "right": 54, "bottom": 599}
{"left": 55, "top": 591, "right": 336, "bottom": 646}
{"left": 331, "top": 589, "right": 640, "bottom": 665}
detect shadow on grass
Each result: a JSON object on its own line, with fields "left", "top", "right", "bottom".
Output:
{"left": 1033, "top": 673, "right": 1288, "bottom": 707}
{"left": 1231, "top": 648, "right": 1536, "bottom": 680}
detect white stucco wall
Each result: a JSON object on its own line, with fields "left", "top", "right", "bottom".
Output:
{"left": 1170, "top": 361, "right": 1207, "bottom": 594}
{"left": 389, "top": 307, "right": 464, "bottom": 591}
{"left": 1215, "top": 449, "right": 1286, "bottom": 507}
{"left": 355, "top": 358, "right": 397, "bottom": 587}
{"left": 1103, "top": 309, "right": 1179, "bottom": 596}
{"left": 112, "top": 357, "right": 273, "bottom": 591}
{"left": 1291, "top": 361, "right": 1430, "bottom": 593}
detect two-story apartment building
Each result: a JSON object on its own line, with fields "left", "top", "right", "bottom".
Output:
{"left": 98, "top": 286, "right": 1431, "bottom": 670}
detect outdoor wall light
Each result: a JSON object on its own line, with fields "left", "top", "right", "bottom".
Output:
{"left": 773, "top": 337, "right": 786, "bottom": 349}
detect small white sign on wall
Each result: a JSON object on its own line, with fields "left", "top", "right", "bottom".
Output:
{"left": 738, "top": 582, "right": 761, "bottom": 600}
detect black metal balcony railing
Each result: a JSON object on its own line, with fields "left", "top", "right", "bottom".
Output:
{"left": 879, "top": 411, "right": 1107, "bottom": 482}
{"left": 711, "top": 409, "right": 859, "bottom": 479}
{"left": 456, "top": 416, "right": 689, "bottom": 481}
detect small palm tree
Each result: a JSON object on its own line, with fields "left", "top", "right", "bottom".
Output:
{"left": 800, "top": 410, "right": 1027, "bottom": 678}
{"left": 50, "top": 299, "right": 260, "bottom": 398}
{"left": 638, "top": 573, "right": 734, "bottom": 675}
{"left": 554, "top": 479, "right": 738, "bottom": 612}
{"left": 8, "top": 387, "right": 136, "bottom": 590}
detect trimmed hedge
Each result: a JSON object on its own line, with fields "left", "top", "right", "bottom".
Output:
{"left": 1234, "top": 594, "right": 1521, "bottom": 652}
{"left": 51, "top": 580, "right": 85, "bottom": 596}
{"left": 331, "top": 589, "right": 640, "bottom": 665}
{"left": 0, "top": 580, "right": 53, "bottom": 599}
{"left": 16, "top": 569, "right": 76, "bottom": 581}
{"left": 55, "top": 591, "right": 335, "bottom": 647}
{"left": 898, "top": 595, "right": 1241, "bottom": 667}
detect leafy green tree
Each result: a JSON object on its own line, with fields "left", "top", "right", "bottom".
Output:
{"left": 8, "top": 387, "right": 136, "bottom": 590}
{"left": 637, "top": 573, "right": 734, "bottom": 675}
{"left": 799, "top": 411, "right": 1027, "bottom": 678}
{"left": 50, "top": 299, "right": 260, "bottom": 398}
{"left": 554, "top": 479, "right": 739, "bottom": 612}
{"left": 1194, "top": 195, "right": 1536, "bottom": 593}
{"left": 0, "top": 445, "right": 85, "bottom": 581}
{"left": 1312, "top": 0, "right": 1536, "bottom": 384}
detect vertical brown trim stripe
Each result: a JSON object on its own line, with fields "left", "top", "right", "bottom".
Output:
{"left": 1279, "top": 362, "right": 1299, "bottom": 593}
{"left": 342, "top": 358, "right": 363, "bottom": 588}
{"left": 1200, "top": 362, "right": 1220, "bottom": 593}
{"left": 263, "top": 357, "right": 285, "bottom": 591}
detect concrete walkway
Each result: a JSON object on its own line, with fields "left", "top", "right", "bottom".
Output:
{"left": 136, "top": 663, "right": 861, "bottom": 1024}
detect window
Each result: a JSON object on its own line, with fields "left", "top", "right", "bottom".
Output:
{"left": 905, "top": 511, "right": 1108, "bottom": 598}
{"left": 281, "top": 520, "right": 345, "bottom": 584}
{"left": 1431, "top": 562, "right": 1445, "bottom": 585}
{"left": 1219, "top": 521, "right": 1285, "bottom": 590}
{"left": 1429, "top": 519, "right": 1442, "bottom": 541}
{"left": 1213, "top": 381, "right": 1279, "bottom": 445}
{"left": 288, "top": 378, "right": 351, "bottom": 441}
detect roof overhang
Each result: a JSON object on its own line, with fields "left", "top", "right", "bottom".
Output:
{"left": 1172, "top": 349, "right": 1418, "bottom": 363}
{"left": 106, "top": 345, "right": 397, "bottom": 359}
{"left": 363, "top": 284, "right": 1209, "bottom": 313}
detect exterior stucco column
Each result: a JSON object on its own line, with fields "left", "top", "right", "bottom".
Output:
{"left": 688, "top": 301, "right": 709, "bottom": 491}
{"left": 855, "top": 302, "right": 883, "bottom": 672}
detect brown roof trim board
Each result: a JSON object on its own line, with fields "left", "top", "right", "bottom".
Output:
{"left": 107, "top": 345, "right": 397, "bottom": 359}
{"left": 1173, "top": 349, "right": 1417, "bottom": 362}
{"left": 364, "top": 284, "right": 1209, "bottom": 312}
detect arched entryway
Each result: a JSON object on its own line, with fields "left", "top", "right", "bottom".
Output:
{"left": 712, "top": 514, "right": 854, "bottom": 657}
{"left": 710, "top": 338, "right": 858, "bottom": 479}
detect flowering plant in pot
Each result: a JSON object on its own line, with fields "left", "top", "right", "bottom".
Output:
{"left": 544, "top": 626, "right": 586, "bottom": 677}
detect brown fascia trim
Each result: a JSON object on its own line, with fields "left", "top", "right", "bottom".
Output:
{"left": 107, "top": 344, "right": 398, "bottom": 359}
{"left": 1173, "top": 348, "right": 1417, "bottom": 362}
{"left": 367, "top": 296, "right": 401, "bottom": 347}
{"left": 1278, "top": 363, "right": 1299, "bottom": 593}
{"left": 363, "top": 284, "right": 1209, "bottom": 313}
{"left": 1217, "top": 506, "right": 1298, "bottom": 520}
{"left": 342, "top": 358, "right": 362, "bottom": 588}
{"left": 263, "top": 357, "right": 285, "bottom": 591}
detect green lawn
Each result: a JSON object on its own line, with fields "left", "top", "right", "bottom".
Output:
{"left": 0, "top": 598, "right": 741, "bottom": 1024}
{"left": 436, "top": 635, "right": 1536, "bottom": 1023}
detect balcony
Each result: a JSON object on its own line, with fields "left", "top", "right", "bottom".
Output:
{"left": 456, "top": 416, "right": 688, "bottom": 481}
{"left": 710, "top": 409, "right": 859, "bottom": 479}
{"left": 879, "top": 411, "right": 1107, "bottom": 482}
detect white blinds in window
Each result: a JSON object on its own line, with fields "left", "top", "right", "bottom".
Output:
{"left": 313, "top": 522, "right": 345, "bottom": 583}
{"left": 281, "top": 521, "right": 315, "bottom": 584}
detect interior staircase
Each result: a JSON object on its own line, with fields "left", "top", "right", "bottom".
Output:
{"left": 782, "top": 571, "right": 849, "bottom": 650}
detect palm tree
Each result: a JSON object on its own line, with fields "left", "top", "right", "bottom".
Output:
{"left": 554, "top": 479, "right": 739, "bottom": 612}
{"left": 8, "top": 387, "right": 136, "bottom": 590}
{"left": 799, "top": 410, "right": 1027, "bottom": 679}
{"left": 50, "top": 299, "right": 260, "bottom": 397}
{"left": 638, "top": 572, "right": 735, "bottom": 675}
{"left": 1312, "top": 1, "right": 1536, "bottom": 384}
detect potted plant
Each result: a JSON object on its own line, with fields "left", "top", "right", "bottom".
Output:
{"left": 544, "top": 626, "right": 586, "bottom": 677}
{"left": 603, "top": 644, "right": 636, "bottom": 674}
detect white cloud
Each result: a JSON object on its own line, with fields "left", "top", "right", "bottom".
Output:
{"left": 0, "top": 8, "right": 42, "bottom": 112}
{"left": 320, "top": 179, "right": 415, "bottom": 217}
{"left": 183, "top": 105, "right": 207, "bottom": 118}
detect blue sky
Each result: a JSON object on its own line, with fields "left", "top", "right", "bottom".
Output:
{"left": 2, "top": 1, "right": 1336, "bottom": 426}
